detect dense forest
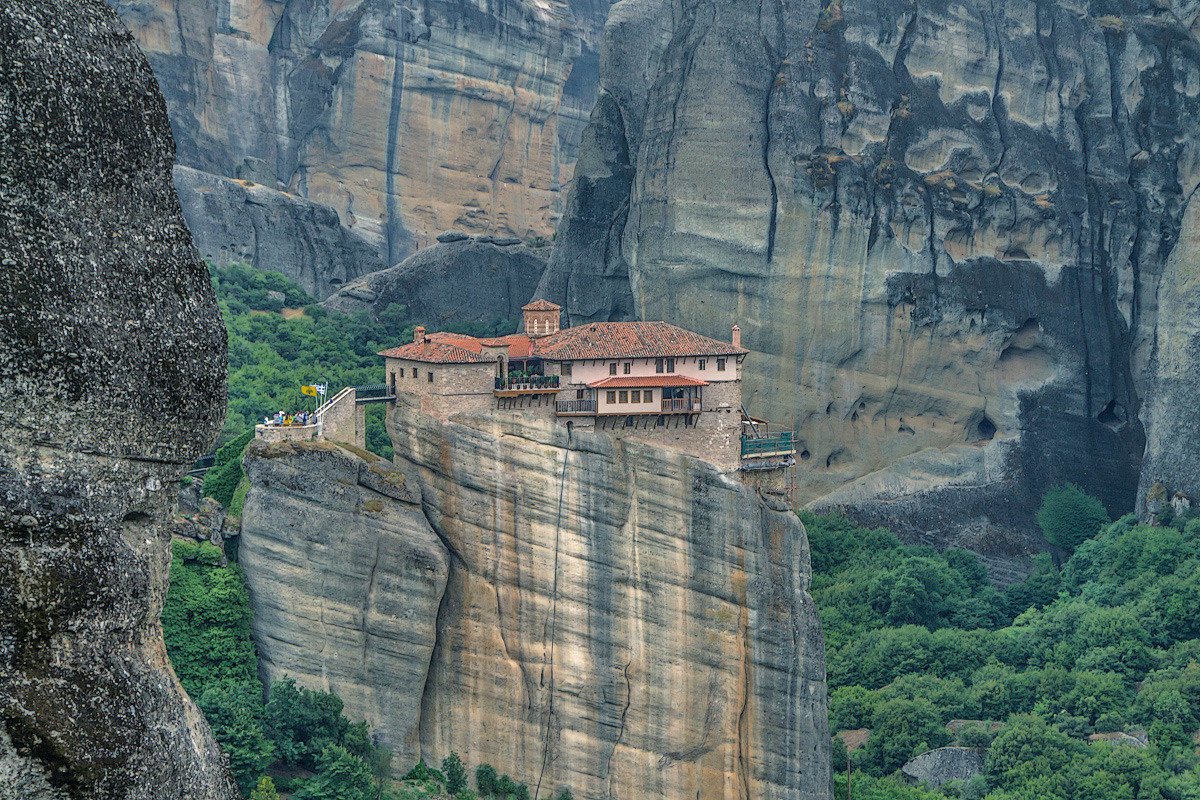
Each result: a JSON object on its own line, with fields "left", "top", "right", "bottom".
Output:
{"left": 811, "top": 486, "right": 1200, "bottom": 800}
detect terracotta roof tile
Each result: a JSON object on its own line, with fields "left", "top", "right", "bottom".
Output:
{"left": 533, "top": 321, "right": 746, "bottom": 360}
{"left": 522, "top": 299, "right": 561, "bottom": 311}
{"left": 587, "top": 375, "right": 709, "bottom": 388}
{"left": 378, "top": 339, "right": 493, "bottom": 363}
{"left": 380, "top": 320, "right": 744, "bottom": 364}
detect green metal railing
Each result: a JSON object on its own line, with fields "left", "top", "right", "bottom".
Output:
{"left": 740, "top": 431, "right": 795, "bottom": 458}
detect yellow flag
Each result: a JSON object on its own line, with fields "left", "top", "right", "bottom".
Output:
{"left": 301, "top": 385, "right": 318, "bottom": 397}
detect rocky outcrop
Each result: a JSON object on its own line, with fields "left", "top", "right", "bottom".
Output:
{"left": 541, "top": 0, "right": 1200, "bottom": 550}
{"left": 323, "top": 235, "right": 549, "bottom": 327}
{"left": 110, "top": 0, "right": 613, "bottom": 293}
{"left": 0, "top": 1, "right": 234, "bottom": 797}
{"left": 173, "top": 165, "right": 385, "bottom": 299}
{"left": 901, "top": 747, "right": 984, "bottom": 790}
{"left": 239, "top": 399, "right": 830, "bottom": 800}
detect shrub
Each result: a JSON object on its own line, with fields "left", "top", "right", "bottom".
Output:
{"left": 443, "top": 752, "right": 467, "bottom": 794}
{"left": 250, "top": 776, "right": 281, "bottom": 800}
{"left": 1036, "top": 484, "right": 1110, "bottom": 550}
{"left": 204, "top": 455, "right": 245, "bottom": 507}
{"left": 476, "top": 764, "right": 497, "bottom": 796}
{"left": 230, "top": 478, "right": 250, "bottom": 517}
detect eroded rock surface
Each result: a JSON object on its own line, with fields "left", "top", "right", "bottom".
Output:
{"left": 0, "top": 1, "right": 234, "bottom": 796}
{"left": 901, "top": 747, "right": 984, "bottom": 790}
{"left": 541, "top": 0, "right": 1200, "bottom": 552}
{"left": 110, "top": 0, "right": 613, "bottom": 292}
{"left": 323, "top": 235, "right": 549, "bottom": 327}
{"left": 239, "top": 399, "right": 829, "bottom": 800}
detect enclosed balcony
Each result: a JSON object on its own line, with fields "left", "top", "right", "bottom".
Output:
{"left": 494, "top": 374, "right": 560, "bottom": 396}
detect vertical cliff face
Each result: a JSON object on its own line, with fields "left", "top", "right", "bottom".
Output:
{"left": 0, "top": 1, "right": 234, "bottom": 796}
{"left": 109, "top": 0, "right": 613, "bottom": 297}
{"left": 239, "top": 399, "right": 830, "bottom": 800}
{"left": 541, "top": 0, "right": 1200, "bottom": 542}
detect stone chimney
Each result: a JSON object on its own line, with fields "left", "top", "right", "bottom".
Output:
{"left": 732, "top": 324, "right": 741, "bottom": 348}
{"left": 414, "top": 326, "right": 425, "bottom": 343}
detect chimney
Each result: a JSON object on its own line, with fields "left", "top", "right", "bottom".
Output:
{"left": 732, "top": 324, "right": 741, "bottom": 348}
{"left": 414, "top": 326, "right": 425, "bottom": 344}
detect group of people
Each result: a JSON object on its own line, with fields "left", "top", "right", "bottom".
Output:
{"left": 263, "top": 409, "right": 314, "bottom": 427}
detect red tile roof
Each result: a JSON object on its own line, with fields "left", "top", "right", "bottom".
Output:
{"left": 377, "top": 339, "right": 493, "bottom": 363}
{"left": 586, "top": 375, "right": 709, "bottom": 389}
{"left": 535, "top": 321, "right": 746, "bottom": 360}
{"left": 380, "top": 320, "right": 744, "bottom": 364}
{"left": 522, "top": 299, "right": 561, "bottom": 311}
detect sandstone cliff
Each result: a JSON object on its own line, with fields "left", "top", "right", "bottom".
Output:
{"left": 109, "top": 0, "right": 613, "bottom": 297}
{"left": 540, "top": 0, "right": 1200, "bottom": 549}
{"left": 239, "top": 398, "right": 830, "bottom": 800}
{"left": 0, "top": 1, "right": 235, "bottom": 796}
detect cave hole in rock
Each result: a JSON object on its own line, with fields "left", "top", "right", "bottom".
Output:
{"left": 800, "top": 449, "right": 811, "bottom": 461}
{"left": 826, "top": 448, "right": 844, "bottom": 469}
{"left": 123, "top": 510, "right": 153, "bottom": 524}
{"left": 851, "top": 411, "right": 858, "bottom": 422}
{"left": 1098, "top": 398, "right": 1124, "bottom": 430}
{"left": 826, "top": 402, "right": 834, "bottom": 415}
{"left": 976, "top": 415, "right": 997, "bottom": 441}
{"left": 329, "top": 278, "right": 343, "bottom": 285}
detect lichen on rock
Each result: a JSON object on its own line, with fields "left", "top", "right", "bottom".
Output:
{"left": 0, "top": 0, "right": 234, "bottom": 796}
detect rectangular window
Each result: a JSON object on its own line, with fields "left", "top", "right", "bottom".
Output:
{"left": 427, "top": 371, "right": 434, "bottom": 383}
{"left": 644, "top": 390, "right": 653, "bottom": 403}
{"left": 717, "top": 358, "right": 726, "bottom": 371}
{"left": 606, "top": 391, "right": 617, "bottom": 404}
{"left": 666, "top": 358, "right": 675, "bottom": 372}
{"left": 631, "top": 390, "right": 640, "bottom": 403}
{"left": 655, "top": 358, "right": 664, "bottom": 373}
{"left": 561, "top": 362, "right": 572, "bottom": 377}
{"left": 699, "top": 359, "right": 706, "bottom": 370}
{"left": 619, "top": 390, "right": 628, "bottom": 403}
{"left": 623, "top": 362, "right": 632, "bottom": 374}
{"left": 576, "top": 389, "right": 585, "bottom": 399}
{"left": 609, "top": 362, "right": 617, "bottom": 375}
{"left": 412, "top": 367, "right": 418, "bottom": 378}
{"left": 389, "top": 372, "right": 396, "bottom": 395}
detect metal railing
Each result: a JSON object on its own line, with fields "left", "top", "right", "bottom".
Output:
{"left": 496, "top": 375, "right": 560, "bottom": 391}
{"left": 555, "top": 398, "right": 596, "bottom": 414}
{"left": 741, "top": 431, "right": 795, "bottom": 457}
{"left": 354, "top": 384, "right": 393, "bottom": 402}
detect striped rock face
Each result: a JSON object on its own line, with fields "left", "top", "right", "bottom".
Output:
{"left": 238, "top": 397, "right": 830, "bottom": 800}
{"left": 540, "top": 0, "right": 1200, "bottom": 578}
{"left": 111, "top": 0, "right": 614, "bottom": 298}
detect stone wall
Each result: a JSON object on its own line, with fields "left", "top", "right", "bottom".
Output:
{"left": 256, "top": 423, "right": 319, "bottom": 444}
{"left": 318, "top": 388, "right": 365, "bottom": 449}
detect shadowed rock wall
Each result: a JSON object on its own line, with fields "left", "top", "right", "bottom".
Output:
{"left": 109, "top": 0, "right": 614, "bottom": 298}
{"left": 239, "top": 398, "right": 830, "bottom": 800}
{"left": 0, "top": 1, "right": 234, "bottom": 796}
{"left": 541, "top": 0, "right": 1200, "bottom": 556}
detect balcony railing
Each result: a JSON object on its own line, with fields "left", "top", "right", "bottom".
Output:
{"left": 741, "top": 431, "right": 796, "bottom": 458}
{"left": 661, "top": 397, "right": 695, "bottom": 412}
{"left": 496, "top": 375, "right": 560, "bottom": 391}
{"left": 555, "top": 398, "right": 596, "bottom": 414}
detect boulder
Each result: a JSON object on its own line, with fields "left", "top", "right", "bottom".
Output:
{"left": 901, "top": 747, "right": 985, "bottom": 790}
{"left": 323, "top": 239, "right": 548, "bottom": 332}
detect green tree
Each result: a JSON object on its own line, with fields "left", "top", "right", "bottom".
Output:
{"left": 476, "top": 763, "right": 497, "bottom": 797}
{"left": 860, "top": 697, "right": 949, "bottom": 775}
{"left": 985, "top": 714, "right": 1078, "bottom": 789}
{"left": 250, "top": 776, "right": 281, "bottom": 800}
{"left": 293, "top": 745, "right": 374, "bottom": 800}
{"left": 1037, "top": 484, "right": 1110, "bottom": 551}
{"left": 443, "top": 752, "right": 468, "bottom": 794}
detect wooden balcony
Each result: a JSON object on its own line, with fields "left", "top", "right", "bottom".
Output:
{"left": 494, "top": 375, "right": 560, "bottom": 397}
{"left": 555, "top": 398, "right": 597, "bottom": 415}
